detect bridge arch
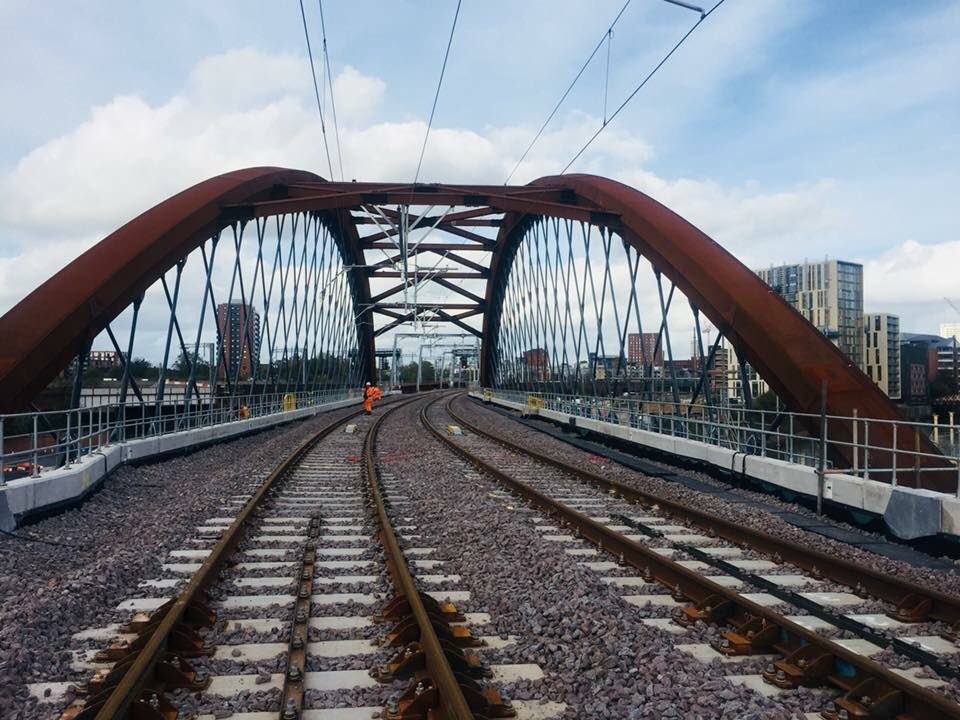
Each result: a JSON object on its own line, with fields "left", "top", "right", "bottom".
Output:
{"left": 0, "top": 168, "right": 945, "bottom": 488}
{"left": 0, "top": 167, "right": 375, "bottom": 412}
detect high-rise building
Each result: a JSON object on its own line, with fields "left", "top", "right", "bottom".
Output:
{"left": 88, "top": 350, "right": 120, "bottom": 370}
{"left": 863, "top": 313, "right": 900, "bottom": 399}
{"left": 900, "top": 341, "right": 931, "bottom": 405}
{"left": 627, "top": 332, "right": 663, "bottom": 367}
{"left": 520, "top": 348, "right": 550, "bottom": 382}
{"left": 588, "top": 352, "right": 626, "bottom": 380}
{"left": 901, "top": 333, "right": 960, "bottom": 384}
{"left": 940, "top": 323, "right": 960, "bottom": 343}
{"left": 216, "top": 303, "right": 261, "bottom": 380}
{"left": 756, "top": 259, "right": 864, "bottom": 367}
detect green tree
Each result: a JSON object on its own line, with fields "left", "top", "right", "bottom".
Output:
{"left": 399, "top": 360, "right": 436, "bottom": 384}
{"left": 930, "top": 371, "right": 957, "bottom": 399}
{"left": 170, "top": 351, "right": 211, "bottom": 381}
{"left": 754, "top": 390, "right": 779, "bottom": 412}
{"left": 128, "top": 357, "right": 157, "bottom": 379}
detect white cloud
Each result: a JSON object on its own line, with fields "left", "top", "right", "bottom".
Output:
{"left": 0, "top": 48, "right": 855, "bottom": 327}
{"left": 618, "top": 171, "right": 844, "bottom": 266}
{"left": 186, "top": 48, "right": 310, "bottom": 110}
{"left": 332, "top": 65, "right": 385, "bottom": 127}
{"left": 864, "top": 239, "right": 960, "bottom": 308}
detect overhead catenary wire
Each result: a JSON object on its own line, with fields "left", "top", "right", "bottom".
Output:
{"left": 561, "top": 0, "right": 728, "bottom": 174}
{"left": 503, "top": 0, "right": 632, "bottom": 186}
{"left": 317, "top": 0, "right": 345, "bottom": 181}
{"left": 413, "top": 0, "right": 463, "bottom": 186}
{"left": 298, "top": 0, "right": 336, "bottom": 180}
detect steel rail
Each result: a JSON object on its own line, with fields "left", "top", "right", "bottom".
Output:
{"left": 363, "top": 392, "right": 477, "bottom": 720}
{"left": 87, "top": 400, "right": 382, "bottom": 719}
{"left": 449, "top": 395, "right": 960, "bottom": 626}
{"left": 425, "top": 394, "right": 960, "bottom": 719}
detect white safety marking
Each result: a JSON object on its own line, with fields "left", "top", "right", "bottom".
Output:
{"left": 233, "top": 577, "right": 296, "bottom": 589}
{"left": 726, "top": 559, "right": 777, "bottom": 570}
{"left": 581, "top": 561, "right": 619, "bottom": 571}
{"left": 847, "top": 614, "right": 906, "bottom": 631}
{"left": 785, "top": 615, "right": 836, "bottom": 633}
{"left": 623, "top": 594, "right": 684, "bottom": 608}
{"left": 725, "top": 674, "right": 785, "bottom": 697}
{"left": 677, "top": 644, "right": 775, "bottom": 665}
{"left": 900, "top": 635, "right": 960, "bottom": 655}
{"left": 316, "top": 560, "right": 375, "bottom": 569}
{"left": 664, "top": 534, "right": 715, "bottom": 545}
{"left": 832, "top": 638, "right": 883, "bottom": 657}
{"left": 116, "top": 597, "right": 170, "bottom": 612}
{"left": 312, "top": 593, "right": 379, "bottom": 606}
{"left": 700, "top": 547, "right": 743, "bottom": 558}
{"left": 419, "top": 574, "right": 462, "bottom": 584}
{"left": 234, "top": 562, "right": 298, "bottom": 572}
{"left": 212, "top": 642, "right": 287, "bottom": 661}
{"left": 799, "top": 592, "right": 863, "bottom": 607}
{"left": 761, "top": 574, "right": 822, "bottom": 588}
{"left": 603, "top": 577, "right": 652, "bottom": 588}
{"left": 138, "top": 578, "right": 182, "bottom": 589}
{"left": 705, "top": 575, "right": 743, "bottom": 589}
{"left": 405, "top": 548, "right": 436, "bottom": 555}
{"left": 218, "top": 595, "right": 295, "bottom": 609}
{"left": 640, "top": 618, "right": 687, "bottom": 635}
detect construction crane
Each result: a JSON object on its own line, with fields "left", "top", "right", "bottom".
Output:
{"left": 946, "top": 297, "right": 960, "bottom": 318}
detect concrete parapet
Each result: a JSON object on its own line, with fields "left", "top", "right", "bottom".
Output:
{"left": 473, "top": 392, "right": 960, "bottom": 541}
{"left": 0, "top": 396, "right": 358, "bottom": 530}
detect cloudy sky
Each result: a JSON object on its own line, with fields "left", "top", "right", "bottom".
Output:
{"left": 1, "top": 0, "right": 958, "bottom": 338}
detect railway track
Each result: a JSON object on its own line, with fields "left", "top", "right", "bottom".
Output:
{"left": 425, "top": 393, "right": 960, "bottom": 719}
{"left": 45, "top": 394, "right": 524, "bottom": 720}
{"left": 20, "top": 388, "right": 960, "bottom": 718}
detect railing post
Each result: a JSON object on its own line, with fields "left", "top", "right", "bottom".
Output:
{"left": 852, "top": 408, "right": 859, "bottom": 476}
{"left": 817, "top": 379, "right": 827, "bottom": 516}
{"left": 863, "top": 421, "right": 870, "bottom": 479}
{"left": 891, "top": 423, "right": 898, "bottom": 487}
{"left": 0, "top": 416, "right": 5, "bottom": 485}
{"left": 933, "top": 413, "right": 940, "bottom": 444}
{"left": 760, "top": 410, "right": 767, "bottom": 457}
{"left": 32, "top": 414, "right": 39, "bottom": 476}
{"left": 64, "top": 410, "right": 72, "bottom": 468}
{"left": 788, "top": 413, "right": 794, "bottom": 463}
{"left": 914, "top": 428, "right": 921, "bottom": 482}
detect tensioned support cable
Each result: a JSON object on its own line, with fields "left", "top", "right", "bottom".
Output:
{"left": 413, "top": 0, "right": 463, "bottom": 186}
{"left": 317, "top": 0, "right": 345, "bottom": 181}
{"left": 561, "top": 0, "right": 728, "bottom": 173}
{"left": 504, "top": 0, "right": 632, "bottom": 185}
{"left": 299, "top": 0, "right": 336, "bottom": 179}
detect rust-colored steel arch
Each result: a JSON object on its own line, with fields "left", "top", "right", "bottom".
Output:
{"left": 482, "top": 174, "right": 949, "bottom": 491}
{"left": 0, "top": 167, "right": 376, "bottom": 412}
{"left": 0, "top": 169, "right": 945, "bottom": 489}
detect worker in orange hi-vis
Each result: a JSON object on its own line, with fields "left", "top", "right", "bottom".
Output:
{"left": 362, "top": 381, "right": 382, "bottom": 415}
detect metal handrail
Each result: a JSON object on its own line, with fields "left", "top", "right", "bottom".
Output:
{"left": 482, "top": 389, "right": 960, "bottom": 497}
{"left": 0, "top": 389, "right": 360, "bottom": 484}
